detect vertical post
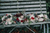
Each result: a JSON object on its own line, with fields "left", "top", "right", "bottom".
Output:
{"left": 17, "top": 0, "right": 19, "bottom": 13}
{"left": 7, "top": 0, "right": 10, "bottom": 12}
{"left": 47, "top": 24, "right": 49, "bottom": 33}
{"left": 40, "top": 0, "right": 41, "bottom": 11}
{"left": 40, "top": 0, "right": 42, "bottom": 13}
{"left": 40, "top": 24, "right": 42, "bottom": 30}
{"left": 44, "top": 24, "right": 45, "bottom": 33}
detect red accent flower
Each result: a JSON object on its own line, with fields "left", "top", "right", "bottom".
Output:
{"left": 21, "top": 20, "right": 24, "bottom": 22}
{"left": 31, "top": 17, "right": 34, "bottom": 20}
{"left": 16, "top": 18, "right": 19, "bottom": 21}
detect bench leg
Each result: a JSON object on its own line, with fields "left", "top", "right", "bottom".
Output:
{"left": 47, "top": 24, "right": 49, "bottom": 33}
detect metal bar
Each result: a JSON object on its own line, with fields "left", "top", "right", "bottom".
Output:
{"left": 0, "top": 0, "right": 33, "bottom": 1}
{"left": 0, "top": 5, "right": 46, "bottom": 8}
{"left": 44, "top": 24, "right": 45, "bottom": 33}
{"left": 0, "top": 8, "right": 46, "bottom": 11}
{"left": 25, "top": 26, "right": 35, "bottom": 33}
{"left": 40, "top": 24, "right": 42, "bottom": 30}
{"left": 0, "top": 1, "right": 46, "bottom": 5}
{"left": 47, "top": 24, "right": 49, "bottom": 33}
{"left": 9, "top": 27, "right": 16, "bottom": 33}
{"left": 0, "top": 0, "right": 46, "bottom": 1}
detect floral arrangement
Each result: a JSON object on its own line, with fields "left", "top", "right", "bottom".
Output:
{"left": 1, "top": 13, "right": 48, "bottom": 25}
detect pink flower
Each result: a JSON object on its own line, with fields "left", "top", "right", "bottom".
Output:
{"left": 5, "top": 22, "right": 7, "bottom": 25}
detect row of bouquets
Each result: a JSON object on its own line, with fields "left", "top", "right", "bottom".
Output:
{"left": 1, "top": 13, "right": 48, "bottom": 25}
